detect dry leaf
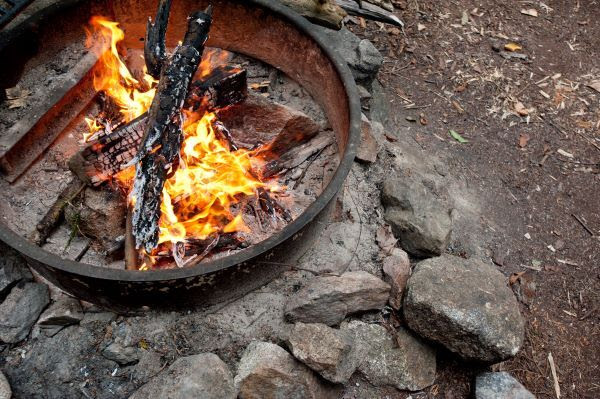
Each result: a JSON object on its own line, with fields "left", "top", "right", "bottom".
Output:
{"left": 509, "top": 271, "right": 526, "bottom": 285}
{"left": 5, "top": 86, "right": 31, "bottom": 109}
{"left": 521, "top": 8, "right": 538, "bottom": 17}
{"left": 504, "top": 42, "right": 522, "bottom": 52}
{"left": 417, "top": 23, "right": 426, "bottom": 31}
{"left": 376, "top": 225, "right": 397, "bottom": 255}
{"left": 514, "top": 101, "right": 529, "bottom": 116}
{"left": 519, "top": 133, "right": 530, "bottom": 148}
{"left": 452, "top": 100, "right": 465, "bottom": 114}
{"left": 587, "top": 80, "right": 600, "bottom": 93}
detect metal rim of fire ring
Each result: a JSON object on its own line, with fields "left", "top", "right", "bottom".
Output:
{"left": 0, "top": 0, "right": 361, "bottom": 282}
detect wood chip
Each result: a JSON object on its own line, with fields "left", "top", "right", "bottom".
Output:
{"left": 518, "top": 133, "right": 530, "bottom": 148}
{"left": 548, "top": 352, "right": 561, "bottom": 398}
{"left": 557, "top": 149, "right": 574, "bottom": 158}
{"left": 504, "top": 42, "right": 522, "bottom": 52}
{"left": 521, "top": 8, "right": 539, "bottom": 17}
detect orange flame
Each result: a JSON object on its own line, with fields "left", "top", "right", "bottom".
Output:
{"left": 85, "top": 17, "right": 272, "bottom": 268}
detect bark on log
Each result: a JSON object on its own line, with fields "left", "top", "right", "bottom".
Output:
{"left": 279, "top": 0, "right": 346, "bottom": 29}
{"left": 69, "top": 66, "right": 246, "bottom": 186}
{"left": 132, "top": 7, "right": 213, "bottom": 253}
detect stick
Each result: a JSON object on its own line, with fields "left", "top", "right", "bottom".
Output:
{"left": 548, "top": 352, "right": 561, "bottom": 399}
{"left": 571, "top": 213, "right": 595, "bottom": 236}
{"left": 30, "top": 177, "right": 86, "bottom": 245}
{"left": 132, "top": 6, "right": 213, "bottom": 253}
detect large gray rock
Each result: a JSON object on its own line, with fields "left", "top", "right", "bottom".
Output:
{"left": 130, "top": 353, "right": 235, "bottom": 399}
{"left": 0, "top": 282, "right": 49, "bottom": 343}
{"left": 315, "top": 27, "right": 383, "bottom": 84}
{"left": 382, "top": 248, "right": 411, "bottom": 310}
{"left": 286, "top": 322, "right": 358, "bottom": 384}
{"left": 285, "top": 271, "right": 390, "bottom": 326}
{"left": 37, "top": 296, "right": 83, "bottom": 336}
{"left": 341, "top": 320, "right": 436, "bottom": 391}
{"left": 475, "top": 372, "right": 535, "bottom": 399}
{"left": 0, "top": 371, "right": 10, "bottom": 399}
{"left": 235, "top": 341, "right": 340, "bottom": 399}
{"left": 403, "top": 255, "right": 525, "bottom": 362}
{"left": 381, "top": 177, "right": 453, "bottom": 257}
{"left": 0, "top": 243, "right": 32, "bottom": 297}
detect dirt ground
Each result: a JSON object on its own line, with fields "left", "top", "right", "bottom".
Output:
{"left": 349, "top": 1, "right": 600, "bottom": 397}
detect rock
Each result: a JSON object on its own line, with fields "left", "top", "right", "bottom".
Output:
{"left": 217, "top": 93, "right": 320, "bottom": 152}
{"left": 0, "top": 242, "right": 32, "bottom": 297}
{"left": 235, "top": 341, "right": 339, "bottom": 399}
{"left": 357, "top": 85, "right": 372, "bottom": 101}
{"left": 130, "top": 353, "right": 235, "bottom": 399}
{"left": 0, "top": 282, "right": 49, "bottom": 343}
{"left": 314, "top": 27, "right": 382, "bottom": 84}
{"left": 64, "top": 187, "right": 126, "bottom": 251}
{"left": 0, "top": 371, "right": 10, "bottom": 399}
{"left": 475, "top": 372, "right": 535, "bottom": 399}
{"left": 403, "top": 255, "right": 525, "bottom": 362}
{"left": 285, "top": 271, "right": 390, "bottom": 326}
{"left": 356, "top": 114, "right": 378, "bottom": 163}
{"left": 341, "top": 320, "right": 436, "bottom": 391}
{"left": 80, "top": 310, "right": 117, "bottom": 326}
{"left": 37, "top": 296, "right": 83, "bottom": 336}
{"left": 382, "top": 248, "right": 411, "bottom": 310}
{"left": 102, "top": 342, "right": 140, "bottom": 365}
{"left": 132, "top": 350, "right": 164, "bottom": 384}
{"left": 286, "top": 322, "right": 358, "bottom": 383}
{"left": 381, "top": 176, "right": 453, "bottom": 257}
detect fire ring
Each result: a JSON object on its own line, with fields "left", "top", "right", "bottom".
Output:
{"left": 0, "top": 0, "right": 360, "bottom": 310}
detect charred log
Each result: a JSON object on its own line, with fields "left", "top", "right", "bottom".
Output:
{"left": 133, "top": 7, "right": 213, "bottom": 253}
{"left": 144, "top": 0, "right": 172, "bottom": 78}
{"left": 69, "top": 67, "right": 246, "bottom": 186}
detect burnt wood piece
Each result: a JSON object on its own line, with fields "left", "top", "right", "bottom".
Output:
{"left": 144, "top": 0, "right": 172, "bottom": 79}
{"left": 69, "top": 66, "right": 246, "bottom": 186}
{"left": 132, "top": 7, "right": 213, "bottom": 253}
{"left": 29, "top": 177, "right": 86, "bottom": 246}
{"left": 257, "top": 187, "right": 292, "bottom": 222}
{"left": 154, "top": 234, "right": 246, "bottom": 266}
{"left": 125, "top": 206, "right": 138, "bottom": 270}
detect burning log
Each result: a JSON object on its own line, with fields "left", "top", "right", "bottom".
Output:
{"left": 144, "top": 0, "right": 172, "bottom": 79}
{"left": 132, "top": 6, "right": 213, "bottom": 253}
{"left": 69, "top": 66, "right": 247, "bottom": 186}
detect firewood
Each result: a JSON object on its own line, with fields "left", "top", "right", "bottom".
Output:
{"left": 144, "top": 0, "right": 172, "bottom": 78}
{"left": 29, "top": 177, "right": 86, "bottom": 246}
{"left": 69, "top": 66, "right": 247, "bottom": 186}
{"left": 335, "top": 0, "right": 403, "bottom": 26}
{"left": 132, "top": 6, "right": 213, "bottom": 253}
{"left": 279, "top": 0, "right": 346, "bottom": 29}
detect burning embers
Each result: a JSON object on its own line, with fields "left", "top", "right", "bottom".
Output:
{"left": 74, "top": 5, "right": 298, "bottom": 270}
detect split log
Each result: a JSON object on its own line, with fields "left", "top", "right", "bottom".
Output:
{"left": 279, "top": 0, "right": 346, "bottom": 29}
{"left": 336, "top": 0, "right": 403, "bottom": 26}
{"left": 69, "top": 66, "right": 246, "bottom": 186}
{"left": 132, "top": 7, "right": 213, "bottom": 253}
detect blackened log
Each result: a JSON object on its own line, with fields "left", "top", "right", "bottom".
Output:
{"left": 69, "top": 67, "right": 246, "bottom": 186}
{"left": 144, "top": 0, "right": 172, "bottom": 79}
{"left": 133, "top": 7, "right": 212, "bottom": 253}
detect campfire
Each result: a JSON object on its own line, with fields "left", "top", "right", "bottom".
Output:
{"left": 25, "top": 2, "right": 335, "bottom": 271}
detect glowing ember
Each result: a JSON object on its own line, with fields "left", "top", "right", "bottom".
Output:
{"left": 84, "top": 17, "right": 276, "bottom": 268}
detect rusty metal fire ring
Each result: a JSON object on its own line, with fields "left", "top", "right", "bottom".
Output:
{"left": 0, "top": 0, "right": 360, "bottom": 310}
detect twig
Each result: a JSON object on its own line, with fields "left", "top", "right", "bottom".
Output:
{"left": 579, "top": 306, "right": 597, "bottom": 321}
{"left": 292, "top": 146, "right": 326, "bottom": 190}
{"left": 571, "top": 213, "right": 595, "bottom": 236}
{"left": 548, "top": 352, "right": 561, "bottom": 399}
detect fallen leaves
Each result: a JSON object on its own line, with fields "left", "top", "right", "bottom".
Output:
{"left": 504, "top": 42, "right": 522, "bottom": 52}
{"left": 518, "top": 133, "right": 530, "bottom": 148}
{"left": 514, "top": 101, "right": 533, "bottom": 116}
{"left": 5, "top": 86, "right": 30, "bottom": 109}
{"left": 587, "top": 80, "right": 600, "bottom": 93}
{"left": 521, "top": 8, "right": 539, "bottom": 17}
{"left": 449, "top": 129, "right": 469, "bottom": 143}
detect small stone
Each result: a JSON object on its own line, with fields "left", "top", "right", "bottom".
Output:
{"left": 235, "top": 341, "right": 339, "bottom": 399}
{"left": 37, "top": 296, "right": 83, "bottom": 336}
{"left": 0, "top": 371, "right": 11, "bottom": 399}
{"left": 0, "top": 282, "right": 49, "bottom": 343}
{"left": 403, "top": 255, "right": 525, "bottom": 362}
{"left": 356, "top": 114, "right": 378, "bottom": 163}
{"left": 130, "top": 353, "right": 235, "bottom": 399}
{"left": 475, "top": 372, "right": 535, "bottom": 399}
{"left": 102, "top": 342, "right": 140, "bottom": 365}
{"left": 285, "top": 271, "right": 390, "bottom": 326}
{"left": 341, "top": 320, "right": 436, "bottom": 391}
{"left": 382, "top": 177, "right": 453, "bottom": 257}
{"left": 0, "top": 242, "right": 33, "bottom": 297}
{"left": 287, "top": 322, "right": 358, "bottom": 383}
{"left": 382, "top": 248, "right": 411, "bottom": 310}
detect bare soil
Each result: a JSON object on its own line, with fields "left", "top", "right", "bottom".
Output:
{"left": 350, "top": 1, "right": 600, "bottom": 397}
